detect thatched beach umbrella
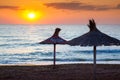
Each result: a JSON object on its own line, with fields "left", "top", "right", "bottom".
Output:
{"left": 68, "top": 19, "right": 120, "bottom": 80}
{"left": 39, "top": 28, "right": 67, "bottom": 67}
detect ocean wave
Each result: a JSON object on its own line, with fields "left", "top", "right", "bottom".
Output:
{"left": 6, "top": 39, "right": 27, "bottom": 42}
{"left": 29, "top": 52, "right": 53, "bottom": 56}
{"left": 35, "top": 58, "right": 120, "bottom": 62}
{"left": 0, "top": 43, "right": 38, "bottom": 48}
{"left": 36, "top": 58, "right": 89, "bottom": 62}
{"left": 0, "top": 56, "right": 120, "bottom": 64}
{"left": 0, "top": 36, "right": 17, "bottom": 38}
{"left": 73, "top": 49, "right": 120, "bottom": 54}
{"left": 98, "top": 59, "right": 120, "bottom": 61}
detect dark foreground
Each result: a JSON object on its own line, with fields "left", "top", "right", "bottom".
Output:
{"left": 0, "top": 64, "right": 120, "bottom": 80}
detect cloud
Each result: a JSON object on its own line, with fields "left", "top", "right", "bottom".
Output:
{"left": 45, "top": 3, "right": 83, "bottom": 10}
{"left": 0, "top": 6, "right": 21, "bottom": 10}
{"left": 116, "top": 4, "right": 120, "bottom": 9}
{"left": 44, "top": 2, "right": 120, "bottom": 11}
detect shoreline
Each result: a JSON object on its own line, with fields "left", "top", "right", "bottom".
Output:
{"left": 0, "top": 61, "right": 120, "bottom": 66}
{"left": 0, "top": 63, "right": 120, "bottom": 80}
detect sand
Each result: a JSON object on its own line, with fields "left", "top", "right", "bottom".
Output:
{"left": 0, "top": 64, "right": 120, "bottom": 80}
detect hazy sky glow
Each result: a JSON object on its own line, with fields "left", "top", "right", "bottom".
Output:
{"left": 0, "top": 0, "right": 120, "bottom": 24}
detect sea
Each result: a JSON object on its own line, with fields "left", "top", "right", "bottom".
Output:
{"left": 0, "top": 24, "right": 120, "bottom": 65}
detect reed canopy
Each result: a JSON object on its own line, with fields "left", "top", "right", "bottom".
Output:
{"left": 68, "top": 19, "right": 120, "bottom": 80}
{"left": 39, "top": 28, "right": 67, "bottom": 68}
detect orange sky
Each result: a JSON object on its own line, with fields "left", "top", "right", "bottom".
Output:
{"left": 0, "top": 0, "right": 120, "bottom": 24}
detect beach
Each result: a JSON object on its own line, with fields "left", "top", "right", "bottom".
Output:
{"left": 0, "top": 25, "right": 120, "bottom": 80}
{"left": 0, "top": 64, "right": 120, "bottom": 80}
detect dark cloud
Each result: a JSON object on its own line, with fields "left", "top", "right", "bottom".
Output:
{"left": 0, "top": 6, "right": 21, "bottom": 10}
{"left": 45, "top": 3, "right": 83, "bottom": 10}
{"left": 116, "top": 4, "right": 120, "bottom": 9}
{"left": 44, "top": 2, "right": 120, "bottom": 11}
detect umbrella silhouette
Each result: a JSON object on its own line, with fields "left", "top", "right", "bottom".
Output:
{"left": 39, "top": 28, "right": 67, "bottom": 67}
{"left": 68, "top": 19, "right": 120, "bottom": 80}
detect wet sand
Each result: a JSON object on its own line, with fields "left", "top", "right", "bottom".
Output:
{"left": 0, "top": 64, "right": 120, "bottom": 80}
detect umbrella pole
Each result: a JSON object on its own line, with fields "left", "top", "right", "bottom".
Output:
{"left": 53, "top": 44, "right": 56, "bottom": 68}
{"left": 93, "top": 46, "right": 96, "bottom": 80}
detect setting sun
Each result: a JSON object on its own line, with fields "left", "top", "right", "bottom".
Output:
{"left": 20, "top": 10, "right": 44, "bottom": 21}
{"left": 27, "top": 12, "right": 36, "bottom": 19}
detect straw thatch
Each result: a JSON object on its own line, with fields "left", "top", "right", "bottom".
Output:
{"left": 40, "top": 28, "right": 67, "bottom": 44}
{"left": 69, "top": 19, "right": 120, "bottom": 46}
{"left": 68, "top": 19, "right": 120, "bottom": 80}
{"left": 39, "top": 28, "right": 67, "bottom": 68}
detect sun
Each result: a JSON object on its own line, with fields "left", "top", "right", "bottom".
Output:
{"left": 27, "top": 12, "right": 36, "bottom": 19}
{"left": 21, "top": 10, "right": 43, "bottom": 21}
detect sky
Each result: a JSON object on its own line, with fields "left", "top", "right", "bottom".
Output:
{"left": 0, "top": 0, "right": 120, "bottom": 24}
